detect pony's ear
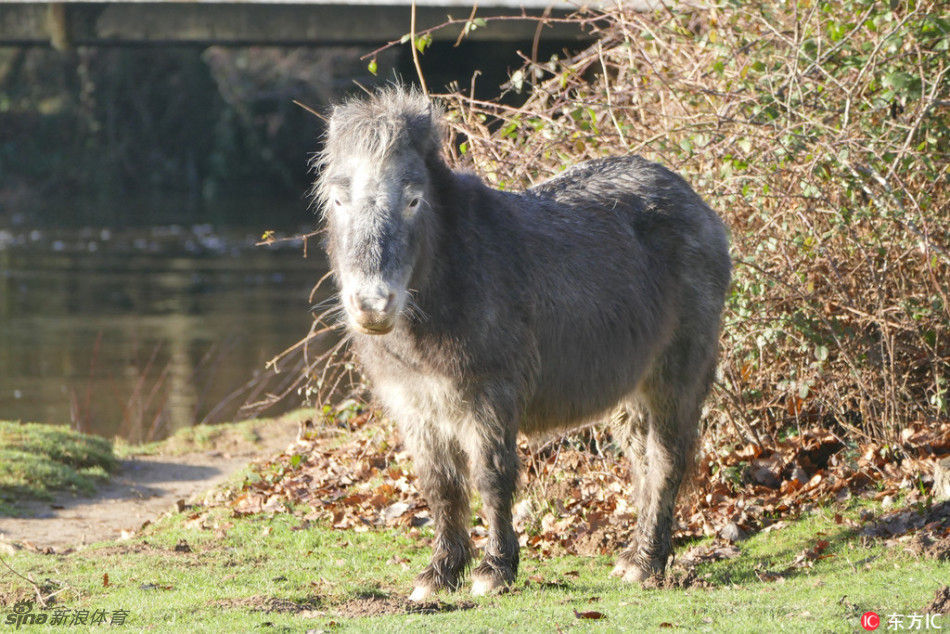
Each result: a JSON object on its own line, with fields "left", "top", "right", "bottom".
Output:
{"left": 326, "top": 103, "right": 347, "bottom": 141}
{"left": 427, "top": 102, "right": 444, "bottom": 150}
{"left": 405, "top": 99, "right": 445, "bottom": 157}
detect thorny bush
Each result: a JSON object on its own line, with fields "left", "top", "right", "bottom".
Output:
{"left": 285, "top": 0, "right": 950, "bottom": 472}
{"left": 439, "top": 0, "right": 950, "bottom": 446}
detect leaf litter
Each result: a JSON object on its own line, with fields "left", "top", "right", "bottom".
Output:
{"left": 179, "top": 408, "right": 950, "bottom": 583}
{"left": 926, "top": 586, "right": 950, "bottom": 615}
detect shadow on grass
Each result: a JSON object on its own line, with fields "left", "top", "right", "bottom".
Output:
{"left": 695, "top": 500, "right": 950, "bottom": 588}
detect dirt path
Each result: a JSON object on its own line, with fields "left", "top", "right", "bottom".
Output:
{"left": 0, "top": 418, "right": 300, "bottom": 552}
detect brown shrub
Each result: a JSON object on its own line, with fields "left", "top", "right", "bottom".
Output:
{"left": 437, "top": 1, "right": 950, "bottom": 445}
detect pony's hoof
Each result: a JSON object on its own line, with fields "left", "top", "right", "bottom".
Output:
{"left": 471, "top": 563, "right": 513, "bottom": 596}
{"left": 609, "top": 562, "right": 626, "bottom": 578}
{"left": 471, "top": 576, "right": 506, "bottom": 596}
{"left": 621, "top": 567, "right": 652, "bottom": 584}
{"left": 409, "top": 585, "right": 435, "bottom": 602}
{"left": 611, "top": 558, "right": 652, "bottom": 583}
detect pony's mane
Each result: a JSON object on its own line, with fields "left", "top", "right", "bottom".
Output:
{"left": 310, "top": 87, "right": 445, "bottom": 212}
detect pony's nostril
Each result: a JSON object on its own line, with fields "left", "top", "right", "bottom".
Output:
{"left": 383, "top": 291, "right": 397, "bottom": 313}
{"left": 345, "top": 291, "right": 362, "bottom": 314}
{"left": 345, "top": 287, "right": 399, "bottom": 335}
{"left": 347, "top": 288, "right": 397, "bottom": 318}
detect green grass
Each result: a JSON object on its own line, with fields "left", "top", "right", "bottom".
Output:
{"left": 2, "top": 414, "right": 944, "bottom": 629}
{"left": 0, "top": 421, "right": 117, "bottom": 515}
{"left": 1, "top": 499, "right": 945, "bottom": 632}
{"left": 0, "top": 411, "right": 307, "bottom": 516}
{"left": 113, "top": 409, "right": 311, "bottom": 458}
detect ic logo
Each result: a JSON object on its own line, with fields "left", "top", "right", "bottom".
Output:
{"left": 861, "top": 611, "right": 881, "bottom": 631}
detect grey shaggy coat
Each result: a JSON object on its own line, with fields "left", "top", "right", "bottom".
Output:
{"left": 314, "top": 88, "right": 731, "bottom": 599}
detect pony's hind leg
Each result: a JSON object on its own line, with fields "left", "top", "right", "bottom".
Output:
{"left": 610, "top": 404, "right": 649, "bottom": 506}
{"left": 613, "top": 419, "right": 695, "bottom": 581}
{"left": 613, "top": 338, "right": 710, "bottom": 582}
{"left": 609, "top": 404, "right": 649, "bottom": 578}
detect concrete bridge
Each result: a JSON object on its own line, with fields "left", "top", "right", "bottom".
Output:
{"left": 0, "top": 1, "right": 632, "bottom": 49}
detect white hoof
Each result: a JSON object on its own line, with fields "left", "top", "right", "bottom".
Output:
{"left": 612, "top": 558, "right": 652, "bottom": 583}
{"left": 621, "top": 567, "right": 651, "bottom": 583}
{"left": 471, "top": 578, "right": 492, "bottom": 596}
{"left": 409, "top": 585, "right": 434, "bottom": 602}
{"left": 472, "top": 575, "right": 509, "bottom": 596}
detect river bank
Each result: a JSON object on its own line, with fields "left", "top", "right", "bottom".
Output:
{"left": 0, "top": 412, "right": 305, "bottom": 551}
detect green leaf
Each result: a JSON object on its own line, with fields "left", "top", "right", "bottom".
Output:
{"left": 501, "top": 120, "right": 519, "bottom": 138}
{"left": 881, "top": 71, "right": 914, "bottom": 91}
{"left": 827, "top": 21, "right": 848, "bottom": 42}
{"left": 798, "top": 382, "right": 811, "bottom": 400}
{"left": 510, "top": 69, "right": 525, "bottom": 92}
{"left": 415, "top": 33, "right": 433, "bottom": 54}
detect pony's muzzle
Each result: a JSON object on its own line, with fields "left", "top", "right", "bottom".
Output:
{"left": 345, "top": 287, "right": 399, "bottom": 334}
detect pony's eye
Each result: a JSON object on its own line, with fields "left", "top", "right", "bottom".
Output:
{"left": 408, "top": 197, "right": 420, "bottom": 209}
{"left": 334, "top": 198, "right": 342, "bottom": 207}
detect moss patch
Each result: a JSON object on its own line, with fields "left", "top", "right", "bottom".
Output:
{"left": 0, "top": 421, "right": 117, "bottom": 515}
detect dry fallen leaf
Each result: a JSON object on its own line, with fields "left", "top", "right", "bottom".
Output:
{"left": 387, "top": 554, "right": 411, "bottom": 570}
{"left": 177, "top": 412, "right": 950, "bottom": 564}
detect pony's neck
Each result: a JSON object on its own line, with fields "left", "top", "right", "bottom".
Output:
{"left": 408, "top": 158, "right": 463, "bottom": 312}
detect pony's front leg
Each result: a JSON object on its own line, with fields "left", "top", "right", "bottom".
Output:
{"left": 468, "top": 405, "right": 521, "bottom": 595}
{"left": 405, "top": 429, "right": 474, "bottom": 602}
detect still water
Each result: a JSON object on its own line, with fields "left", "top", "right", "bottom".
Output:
{"left": 0, "top": 218, "right": 333, "bottom": 442}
